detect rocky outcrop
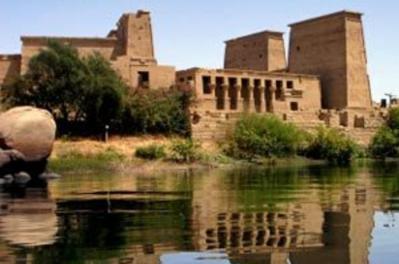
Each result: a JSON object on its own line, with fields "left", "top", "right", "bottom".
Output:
{"left": 0, "top": 106, "right": 57, "bottom": 185}
{"left": 0, "top": 106, "right": 56, "bottom": 161}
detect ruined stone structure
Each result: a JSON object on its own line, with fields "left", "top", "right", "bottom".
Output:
{"left": 288, "top": 11, "right": 372, "bottom": 110}
{"left": 0, "top": 10, "right": 175, "bottom": 90}
{"left": 0, "top": 10, "right": 389, "bottom": 144}
{"left": 177, "top": 10, "right": 384, "bottom": 144}
{"left": 224, "top": 31, "right": 287, "bottom": 72}
{"left": 177, "top": 68, "right": 323, "bottom": 140}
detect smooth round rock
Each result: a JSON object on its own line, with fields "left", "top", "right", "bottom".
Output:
{"left": 13, "top": 172, "right": 31, "bottom": 185}
{"left": 39, "top": 172, "right": 61, "bottom": 180}
{"left": 3, "top": 175, "right": 13, "bottom": 184}
{"left": 0, "top": 107, "right": 56, "bottom": 162}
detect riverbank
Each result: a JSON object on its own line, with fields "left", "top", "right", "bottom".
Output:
{"left": 49, "top": 136, "right": 327, "bottom": 174}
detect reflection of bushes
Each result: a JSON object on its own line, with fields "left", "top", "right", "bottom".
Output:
{"left": 223, "top": 164, "right": 355, "bottom": 212}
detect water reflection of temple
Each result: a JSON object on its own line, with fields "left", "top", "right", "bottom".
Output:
{"left": 0, "top": 166, "right": 391, "bottom": 263}
{"left": 0, "top": 188, "right": 58, "bottom": 263}
{"left": 191, "top": 168, "right": 385, "bottom": 264}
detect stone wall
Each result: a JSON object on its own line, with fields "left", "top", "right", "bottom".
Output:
{"left": 20, "top": 37, "right": 118, "bottom": 73}
{"left": 177, "top": 68, "right": 322, "bottom": 141}
{"left": 0, "top": 10, "right": 175, "bottom": 90}
{"left": 288, "top": 11, "right": 372, "bottom": 110}
{"left": 224, "top": 31, "right": 286, "bottom": 72}
{"left": 0, "top": 55, "right": 21, "bottom": 87}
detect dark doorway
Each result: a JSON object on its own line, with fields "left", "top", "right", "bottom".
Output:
{"left": 138, "top": 71, "right": 150, "bottom": 88}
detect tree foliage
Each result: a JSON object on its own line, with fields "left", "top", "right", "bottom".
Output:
{"left": 2, "top": 41, "right": 127, "bottom": 134}
{"left": 305, "top": 126, "right": 359, "bottom": 165}
{"left": 369, "top": 108, "right": 399, "bottom": 159}
{"left": 227, "top": 114, "right": 306, "bottom": 159}
{"left": 119, "top": 88, "right": 192, "bottom": 136}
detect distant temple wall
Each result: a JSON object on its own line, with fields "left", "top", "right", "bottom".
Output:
{"left": 20, "top": 37, "right": 118, "bottom": 73}
{"left": 0, "top": 54, "right": 21, "bottom": 88}
{"left": 224, "top": 31, "right": 287, "bottom": 72}
{"left": 288, "top": 11, "right": 372, "bottom": 110}
{"left": 2, "top": 10, "right": 175, "bottom": 91}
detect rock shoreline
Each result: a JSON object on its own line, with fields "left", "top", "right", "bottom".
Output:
{"left": 0, "top": 106, "right": 57, "bottom": 186}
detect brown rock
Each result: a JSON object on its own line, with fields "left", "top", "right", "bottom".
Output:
{"left": 0, "top": 107, "right": 56, "bottom": 162}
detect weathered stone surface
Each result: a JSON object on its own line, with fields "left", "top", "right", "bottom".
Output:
{"left": 0, "top": 107, "right": 56, "bottom": 162}
{"left": 39, "top": 172, "right": 61, "bottom": 180}
{"left": 13, "top": 172, "right": 31, "bottom": 185}
{"left": 0, "top": 149, "right": 25, "bottom": 167}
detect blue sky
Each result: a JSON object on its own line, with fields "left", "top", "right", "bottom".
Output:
{"left": 0, "top": 0, "right": 397, "bottom": 100}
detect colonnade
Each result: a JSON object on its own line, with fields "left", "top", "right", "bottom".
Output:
{"left": 202, "top": 76, "right": 288, "bottom": 113}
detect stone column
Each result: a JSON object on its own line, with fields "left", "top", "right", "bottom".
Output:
{"left": 259, "top": 86, "right": 266, "bottom": 113}
{"left": 269, "top": 86, "right": 276, "bottom": 113}
{"left": 235, "top": 85, "right": 243, "bottom": 112}
{"left": 221, "top": 84, "right": 228, "bottom": 111}
{"left": 210, "top": 76, "right": 217, "bottom": 97}
{"left": 248, "top": 86, "right": 255, "bottom": 113}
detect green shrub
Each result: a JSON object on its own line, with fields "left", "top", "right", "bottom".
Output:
{"left": 368, "top": 108, "right": 399, "bottom": 159}
{"left": 369, "top": 126, "right": 398, "bottom": 159}
{"left": 135, "top": 145, "right": 166, "bottom": 160}
{"left": 170, "top": 139, "right": 200, "bottom": 163}
{"left": 305, "top": 126, "right": 358, "bottom": 165}
{"left": 227, "top": 114, "right": 306, "bottom": 159}
{"left": 2, "top": 41, "right": 127, "bottom": 135}
{"left": 387, "top": 108, "right": 399, "bottom": 131}
{"left": 120, "top": 88, "right": 192, "bottom": 136}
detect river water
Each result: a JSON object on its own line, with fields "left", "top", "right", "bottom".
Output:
{"left": 0, "top": 162, "right": 398, "bottom": 263}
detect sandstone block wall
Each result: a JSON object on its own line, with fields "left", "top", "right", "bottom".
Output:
{"left": 224, "top": 31, "right": 286, "bottom": 72}
{"left": 177, "top": 68, "right": 322, "bottom": 141}
{"left": 20, "top": 37, "right": 118, "bottom": 73}
{"left": 116, "top": 11, "right": 156, "bottom": 62}
{"left": 0, "top": 55, "right": 21, "bottom": 87}
{"left": 1, "top": 10, "right": 175, "bottom": 90}
{"left": 288, "top": 11, "right": 372, "bottom": 110}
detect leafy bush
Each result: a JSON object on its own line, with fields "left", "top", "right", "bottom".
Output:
{"left": 170, "top": 139, "right": 200, "bottom": 163}
{"left": 227, "top": 114, "right": 306, "bottom": 159}
{"left": 369, "top": 127, "right": 399, "bottom": 159}
{"left": 305, "top": 126, "right": 358, "bottom": 165}
{"left": 135, "top": 145, "right": 166, "bottom": 160}
{"left": 120, "top": 88, "right": 192, "bottom": 136}
{"left": 387, "top": 107, "right": 399, "bottom": 131}
{"left": 369, "top": 108, "right": 399, "bottom": 159}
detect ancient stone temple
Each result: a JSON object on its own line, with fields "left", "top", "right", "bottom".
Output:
{"left": 0, "top": 10, "right": 389, "bottom": 144}
{"left": 288, "top": 11, "right": 372, "bottom": 110}
{"left": 0, "top": 10, "right": 175, "bottom": 90}
{"left": 177, "top": 10, "right": 384, "bottom": 144}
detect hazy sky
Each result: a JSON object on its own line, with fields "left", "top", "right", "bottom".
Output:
{"left": 0, "top": 0, "right": 397, "bottom": 100}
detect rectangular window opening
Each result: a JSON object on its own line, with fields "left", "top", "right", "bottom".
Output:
{"left": 138, "top": 71, "right": 150, "bottom": 88}
{"left": 202, "top": 76, "right": 212, "bottom": 94}
{"left": 290, "top": 102, "right": 299, "bottom": 111}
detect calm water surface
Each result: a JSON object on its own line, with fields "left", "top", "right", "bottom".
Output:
{"left": 0, "top": 162, "right": 399, "bottom": 264}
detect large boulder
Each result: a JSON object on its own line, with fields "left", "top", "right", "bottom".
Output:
{"left": 0, "top": 107, "right": 56, "bottom": 162}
